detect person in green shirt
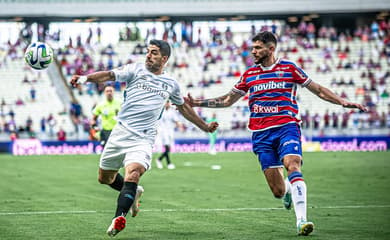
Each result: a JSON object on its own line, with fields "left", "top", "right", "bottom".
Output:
{"left": 207, "top": 112, "right": 218, "bottom": 155}
{"left": 91, "top": 85, "right": 121, "bottom": 147}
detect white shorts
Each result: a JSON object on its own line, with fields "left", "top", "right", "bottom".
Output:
{"left": 99, "top": 123, "right": 153, "bottom": 171}
{"left": 160, "top": 129, "right": 174, "bottom": 146}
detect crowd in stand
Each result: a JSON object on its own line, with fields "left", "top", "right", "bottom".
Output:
{"left": 0, "top": 18, "right": 390, "bottom": 140}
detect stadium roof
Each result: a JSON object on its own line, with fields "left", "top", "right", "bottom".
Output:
{"left": 0, "top": 0, "right": 389, "bottom": 22}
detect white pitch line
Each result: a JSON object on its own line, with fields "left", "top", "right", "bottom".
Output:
{"left": 0, "top": 205, "right": 389, "bottom": 216}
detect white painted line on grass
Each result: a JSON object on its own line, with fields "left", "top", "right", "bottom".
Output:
{"left": 0, "top": 205, "right": 389, "bottom": 216}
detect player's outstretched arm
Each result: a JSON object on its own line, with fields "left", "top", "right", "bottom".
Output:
{"left": 70, "top": 71, "right": 116, "bottom": 87}
{"left": 306, "top": 81, "right": 368, "bottom": 112}
{"left": 184, "top": 90, "right": 242, "bottom": 108}
{"left": 176, "top": 102, "right": 218, "bottom": 133}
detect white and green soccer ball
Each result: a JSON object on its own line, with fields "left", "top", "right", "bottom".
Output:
{"left": 24, "top": 42, "right": 54, "bottom": 70}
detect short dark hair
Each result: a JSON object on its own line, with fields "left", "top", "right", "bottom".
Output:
{"left": 252, "top": 31, "right": 277, "bottom": 47}
{"left": 149, "top": 39, "right": 171, "bottom": 58}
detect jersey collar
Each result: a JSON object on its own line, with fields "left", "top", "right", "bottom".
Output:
{"left": 258, "top": 58, "right": 280, "bottom": 71}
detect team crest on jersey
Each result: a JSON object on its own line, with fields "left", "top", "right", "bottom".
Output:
{"left": 275, "top": 71, "right": 284, "bottom": 78}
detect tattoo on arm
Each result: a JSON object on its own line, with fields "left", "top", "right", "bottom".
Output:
{"left": 199, "top": 91, "right": 235, "bottom": 108}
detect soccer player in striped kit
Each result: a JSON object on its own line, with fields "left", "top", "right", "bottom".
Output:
{"left": 71, "top": 40, "right": 218, "bottom": 237}
{"left": 185, "top": 31, "right": 367, "bottom": 236}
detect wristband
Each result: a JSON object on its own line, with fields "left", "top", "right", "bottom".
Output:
{"left": 78, "top": 76, "right": 88, "bottom": 84}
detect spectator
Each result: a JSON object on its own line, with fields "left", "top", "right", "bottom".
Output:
{"left": 312, "top": 113, "right": 320, "bottom": 129}
{"left": 30, "top": 86, "right": 36, "bottom": 102}
{"left": 57, "top": 127, "right": 67, "bottom": 141}
{"left": 40, "top": 116, "right": 46, "bottom": 133}
{"left": 323, "top": 110, "right": 330, "bottom": 128}
{"left": 47, "top": 113, "right": 57, "bottom": 137}
{"left": 332, "top": 112, "right": 339, "bottom": 128}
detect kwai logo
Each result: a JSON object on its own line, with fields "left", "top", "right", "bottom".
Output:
{"left": 252, "top": 104, "right": 279, "bottom": 113}
{"left": 253, "top": 81, "right": 286, "bottom": 91}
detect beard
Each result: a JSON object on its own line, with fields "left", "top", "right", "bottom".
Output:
{"left": 145, "top": 60, "right": 161, "bottom": 73}
{"left": 254, "top": 54, "right": 269, "bottom": 65}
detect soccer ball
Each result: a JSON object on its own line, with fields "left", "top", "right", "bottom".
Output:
{"left": 24, "top": 42, "right": 54, "bottom": 70}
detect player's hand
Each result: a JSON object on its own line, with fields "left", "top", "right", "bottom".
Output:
{"left": 70, "top": 75, "right": 87, "bottom": 87}
{"left": 207, "top": 121, "right": 219, "bottom": 133}
{"left": 184, "top": 93, "right": 197, "bottom": 107}
{"left": 90, "top": 119, "right": 97, "bottom": 129}
{"left": 70, "top": 75, "right": 81, "bottom": 87}
{"left": 341, "top": 100, "right": 368, "bottom": 112}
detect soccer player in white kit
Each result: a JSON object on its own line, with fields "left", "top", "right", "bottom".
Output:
{"left": 71, "top": 40, "right": 218, "bottom": 237}
{"left": 156, "top": 101, "right": 180, "bottom": 169}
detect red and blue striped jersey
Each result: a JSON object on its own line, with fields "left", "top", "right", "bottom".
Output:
{"left": 232, "top": 58, "right": 312, "bottom": 131}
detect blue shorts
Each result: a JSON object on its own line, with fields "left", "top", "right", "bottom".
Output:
{"left": 252, "top": 123, "right": 302, "bottom": 171}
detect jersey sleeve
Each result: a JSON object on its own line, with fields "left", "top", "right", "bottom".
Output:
{"left": 92, "top": 103, "right": 101, "bottom": 116}
{"left": 291, "top": 64, "right": 312, "bottom": 87}
{"left": 112, "top": 63, "right": 137, "bottom": 83}
{"left": 232, "top": 76, "right": 249, "bottom": 96}
{"left": 169, "top": 81, "right": 185, "bottom": 105}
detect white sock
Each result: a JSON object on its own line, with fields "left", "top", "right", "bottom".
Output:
{"left": 291, "top": 180, "right": 307, "bottom": 226}
{"left": 284, "top": 178, "right": 291, "bottom": 195}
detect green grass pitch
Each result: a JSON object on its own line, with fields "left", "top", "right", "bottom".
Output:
{"left": 0, "top": 151, "right": 389, "bottom": 239}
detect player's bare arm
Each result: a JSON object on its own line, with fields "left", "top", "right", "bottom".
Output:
{"left": 176, "top": 102, "right": 218, "bottom": 133}
{"left": 185, "top": 90, "right": 242, "bottom": 108}
{"left": 70, "top": 71, "right": 116, "bottom": 87}
{"left": 306, "top": 81, "right": 368, "bottom": 112}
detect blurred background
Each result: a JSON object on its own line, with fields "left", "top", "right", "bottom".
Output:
{"left": 0, "top": 0, "right": 389, "bottom": 154}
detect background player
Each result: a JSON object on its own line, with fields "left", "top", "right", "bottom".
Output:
{"left": 156, "top": 101, "right": 181, "bottom": 169}
{"left": 71, "top": 39, "right": 218, "bottom": 237}
{"left": 91, "top": 85, "right": 121, "bottom": 147}
{"left": 185, "top": 31, "right": 367, "bottom": 236}
{"left": 207, "top": 112, "right": 218, "bottom": 155}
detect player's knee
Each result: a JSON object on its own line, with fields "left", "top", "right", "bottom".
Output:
{"left": 272, "top": 189, "right": 285, "bottom": 199}
{"left": 284, "top": 157, "right": 301, "bottom": 172}
{"left": 269, "top": 185, "right": 285, "bottom": 198}
{"left": 124, "top": 169, "right": 141, "bottom": 182}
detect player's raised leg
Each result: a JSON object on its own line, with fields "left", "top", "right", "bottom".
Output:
{"left": 284, "top": 155, "right": 314, "bottom": 236}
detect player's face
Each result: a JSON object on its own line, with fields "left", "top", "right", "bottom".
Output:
{"left": 251, "top": 40, "right": 273, "bottom": 65}
{"left": 145, "top": 45, "right": 167, "bottom": 73}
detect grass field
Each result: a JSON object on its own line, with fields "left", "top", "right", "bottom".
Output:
{"left": 0, "top": 151, "right": 389, "bottom": 240}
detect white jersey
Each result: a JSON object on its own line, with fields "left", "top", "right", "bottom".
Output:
{"left": 158, "top": 107, "right": 179, "bottom": 145}
{"left": 112, "top": 63, "right": 184, "bottom": 142}
{"left": 159, "top": 107, "right": 179, "bottom": 133}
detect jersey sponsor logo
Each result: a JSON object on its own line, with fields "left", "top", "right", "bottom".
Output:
{"left": 252, "top": 81, "right": 287, "bottom": 91}
{"left": 136, "top": 83, "right": 168, "bottom": 98}
{"left": 252, "top": 104, "right": 279, "bottom": 113}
